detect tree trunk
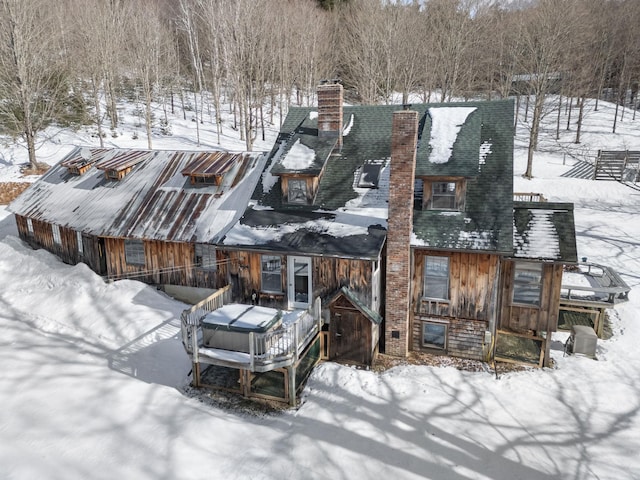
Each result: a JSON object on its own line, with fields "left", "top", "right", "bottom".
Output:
{"left": 575, "top": 95, "right": 585, "bottom": 144}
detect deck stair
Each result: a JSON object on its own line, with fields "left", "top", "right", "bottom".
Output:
{"left": 594, "top": 150, "right": 640, "bottom": 181}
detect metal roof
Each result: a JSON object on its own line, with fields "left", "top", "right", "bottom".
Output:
{"left": 9, "top": 147, "right": 267, "bottom": 244}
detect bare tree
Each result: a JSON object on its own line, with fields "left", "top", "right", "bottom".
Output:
{"left": 0, "top": 0, "right": 69, "bottom": 168}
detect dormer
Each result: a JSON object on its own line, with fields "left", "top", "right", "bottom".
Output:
{"left": 181, "top": 152, "right": 238, "bottom": 186}
{"left": 271, "top": 135, "right": 336, "bottom": 205}
{"left": 96, "top": 150, "right": 149, "bottom": 180}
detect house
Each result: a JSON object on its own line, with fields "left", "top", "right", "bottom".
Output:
{"left": 9, "top": 83, "right": 579, "bottom": 378}
{"left": 9, "top": 148, "right": 267, "bottom": 294}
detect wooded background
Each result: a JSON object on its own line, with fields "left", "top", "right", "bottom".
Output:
{"left": 1, "top": 0, "right": 639, "bottom": 176}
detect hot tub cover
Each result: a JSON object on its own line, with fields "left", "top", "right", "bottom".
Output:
{"left": 202, "top": 304, "right": 282, "bottom": 334}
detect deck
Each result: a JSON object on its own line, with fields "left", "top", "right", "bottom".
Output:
{"left": 559, "top": 262, "right": 630, "bottom": 337}
{"left": 180, "top": 286, "right": 322, "bottom": 373}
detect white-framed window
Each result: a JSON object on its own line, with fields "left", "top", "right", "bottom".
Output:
{"left": 26, "top": 218, "right": 34, "bottom": 236}
{"left": 77, "top": 231, "right": 84, "bottom": 255}
{"left": 288, "top": 179, "right": 308, "bottom": 204}
{"left": 512, "top": 262, "right": 543, "bottom": 306}
{"left": 261, "top": 255, "right": 282, "bottom": 293}
{"left": 422, "top": 321, "right": 447, "bottom": 350}
{"left": 124, "top": 239, "right": 145, "bottom": 266}
{"left": 52, "top": 224, "right": 62, "bottom": 246}
{"left": 430, "top": 181, "right": 457, "bottom": 210}
{"left": 423, "top": 256, "right": 450, "bottom": 300}
{"left": 195, "top": 244, "right": 217, "bottom": 271}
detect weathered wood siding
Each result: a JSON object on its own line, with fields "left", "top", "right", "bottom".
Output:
{"left": 499, "top": 260, "right": 563, "bottom": 333}
{"left": 410, "top": 250, "right": 500, "bottom": 360}
{"left": 412, "top": 251, "right": 500, "bottom": 320}
{"left": 411, "top": 316, "right": 486, "bottom": 361}
{"left": 15, "top": 215, "right": 81, "bottom": 264}
{"left": 329, "top": 295, "right": 376, "bottom": 366}
{"left": 225, "top": 250, "right": 377, "bottom": 311}
{"left": 103, "top": 238, "right": 223, "bottom": 288}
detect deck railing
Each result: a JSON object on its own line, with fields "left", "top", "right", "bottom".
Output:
{"left": 180, "top": 288, "right": 321, "bottom": 372}
{"left": 180, "top": 285, "right": 231, "bottom": 354}
{"left": 561, "top": 262, "right": 630, "bottom": 305}
{"left": 513, "top": 192, "right": 547, "bottom": 202}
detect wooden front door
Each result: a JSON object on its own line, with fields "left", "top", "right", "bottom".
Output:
{"left": 330, "top": 310, "right": 370, "bottom": 365}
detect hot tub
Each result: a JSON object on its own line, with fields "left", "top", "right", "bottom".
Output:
{"left": 201, "top": 304, "right": 283, "bottom": 353}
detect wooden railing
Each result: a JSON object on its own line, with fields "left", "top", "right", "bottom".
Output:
{"left": 513, "top": 192, "right": 547, "bottom": 202}
{"left": 561, "top": 262, "right": 630, "bottom": 305}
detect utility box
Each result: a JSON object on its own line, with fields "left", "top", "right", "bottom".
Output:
{"left": 570, "top": 325, "right": 598, "bottom": 358}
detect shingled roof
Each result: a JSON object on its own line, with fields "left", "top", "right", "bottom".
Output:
{"left": 411, "top": 100, "right": 515, "bottom": 253}
{"left": 9, "top": 147, "right": 267, "bottom": 244}
{"left": 224, "top": 99, "right": 516, "bottom": 258}
{"left": 513, "top": 202, "right": 578, "bottom": 262}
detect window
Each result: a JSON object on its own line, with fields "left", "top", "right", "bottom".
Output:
{"left": 195, "top": 244, "right": 217, "bottom": 271}
{"left": 26, "top": 218, "right": 34, "bottom": 236}
{"left": 52, "top": 224, "right": 62, "bottom": 246}
{"left": 261, "top": 255, "right": 282, "bottom": 293}
{"left": 423, "top": 256, "right": 450, "bottom": 300}
{"left": 77, "top": 231, "right": 84, "bottom": 255}
{"left": 430, "top": 182, "right": 457, "bottom": 210}
{"left": 414, "top": 179, "right": 424, "bottom": 209}
{"left": 512, "top": 263, "right": 542, "bottom": 306}
{"left": 288, "top": 179, "right": 308, "bottom": 204}
{"left": 124, "top": 239, "right": 145, "bottom": 266}
{"left": 422, "top": 321, "right": 447, "bottom": 350}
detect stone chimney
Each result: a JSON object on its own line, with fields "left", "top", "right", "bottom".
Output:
{"left": 385, "top": 110, "right": 418, "bottom": 357}
{"left": 317, "top": 82, "right": 343, "bottom": 147}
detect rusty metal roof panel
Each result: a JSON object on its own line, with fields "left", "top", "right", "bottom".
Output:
{"left": 95, "top": 150, "right": 151, "bottom": 172}
{"left": 8, "top": 147, "right": 268, "bottom": 244}
{"left": 180, "top": 152, "right": 242, "bottom": 177}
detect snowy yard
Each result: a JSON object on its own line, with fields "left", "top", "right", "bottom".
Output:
{"left": 1, "top": 97, "right": 640, "bottom": 479}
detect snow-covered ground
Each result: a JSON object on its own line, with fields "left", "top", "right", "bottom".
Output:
{"left": 1, "top": 97, "right": 639, "bottom": 479}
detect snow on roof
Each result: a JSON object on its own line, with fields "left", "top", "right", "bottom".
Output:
{"left": 428, "top": 107, "right": 477, "bottom": 164}
{"left": 514, "top": 209, "right": 561, "bottom": 259}
{"left": 9, "top": 148, "right": 267, "bottom": 244}
{"left": 342, "top": 114, "right": 354, "bottom": 136}
{"left": 479, "top": 141, "right": 492, "bottom": 172}
{"left": 280, "top": 138, "right": 316, "bottom": 171}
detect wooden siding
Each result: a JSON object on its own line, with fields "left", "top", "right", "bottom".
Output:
{"left": 499, "top": 260, "right": 564, "bottom": 333}
{"left": 103, "top": 238, "right": 223, "bottom": 288}
{"left": 225, "top": 250, "right": 376, "bottom": 310}
{"left": 411, "top": 250, "right": 500, "bottom": 320}
{"left": 329, "top": 295, "right": 376, "bottom": 366}
{"left": 410, "top": 250, "right": 498, "bottom": 360}
{"left": 412, "top": 315, "right": 487, "bottom": 361}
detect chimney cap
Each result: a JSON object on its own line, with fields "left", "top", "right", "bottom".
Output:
{"left": 319, "top": 78, "right": 342, "bottom": 86}
{"left": 402, "top": 104, "right": 412, "bottom": 110}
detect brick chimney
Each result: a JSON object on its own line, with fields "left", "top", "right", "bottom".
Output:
{"left": 317, "top": 82, "right": 343, "bottom": 147}
{"left": 385, "top": 110, "right": 418, "bottom": 357}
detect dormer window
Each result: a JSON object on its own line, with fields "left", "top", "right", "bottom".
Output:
{"left": 431, "top": 182, "right": 456, "bottom": 210}
{"left": 181, "top": 152, "right": 239, "bottom": 186}
{"left": 287, "top": 178, "right": 309, "bottom": 204}
{"left": 418, "top": 177, "right": 466, "bottom": 211}
{"left": 96, "top": 151, "right": 148, "bottom": 181}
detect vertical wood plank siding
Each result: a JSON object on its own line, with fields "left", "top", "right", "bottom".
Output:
{"left": 226, "top": 250, "right": 375, "bottom": 310}
{"left": 411, "top": 250, "right": 500, "bottom": 359}
{"left": 499, "top": 260, "right": 563, "bottom": 333}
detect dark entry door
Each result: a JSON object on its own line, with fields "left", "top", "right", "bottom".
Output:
{"left": 97, "top": 238, "right": 107, "bottom": 275}
{"left": 330, "top": 311, "right": 368, "bottom": 365}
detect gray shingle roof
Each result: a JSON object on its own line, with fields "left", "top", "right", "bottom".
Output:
{"left": 224, "top": 99, "right": 519, "bottom": 258}
{"left": 513, "top": 202, "right": 578, "bottom": 262}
